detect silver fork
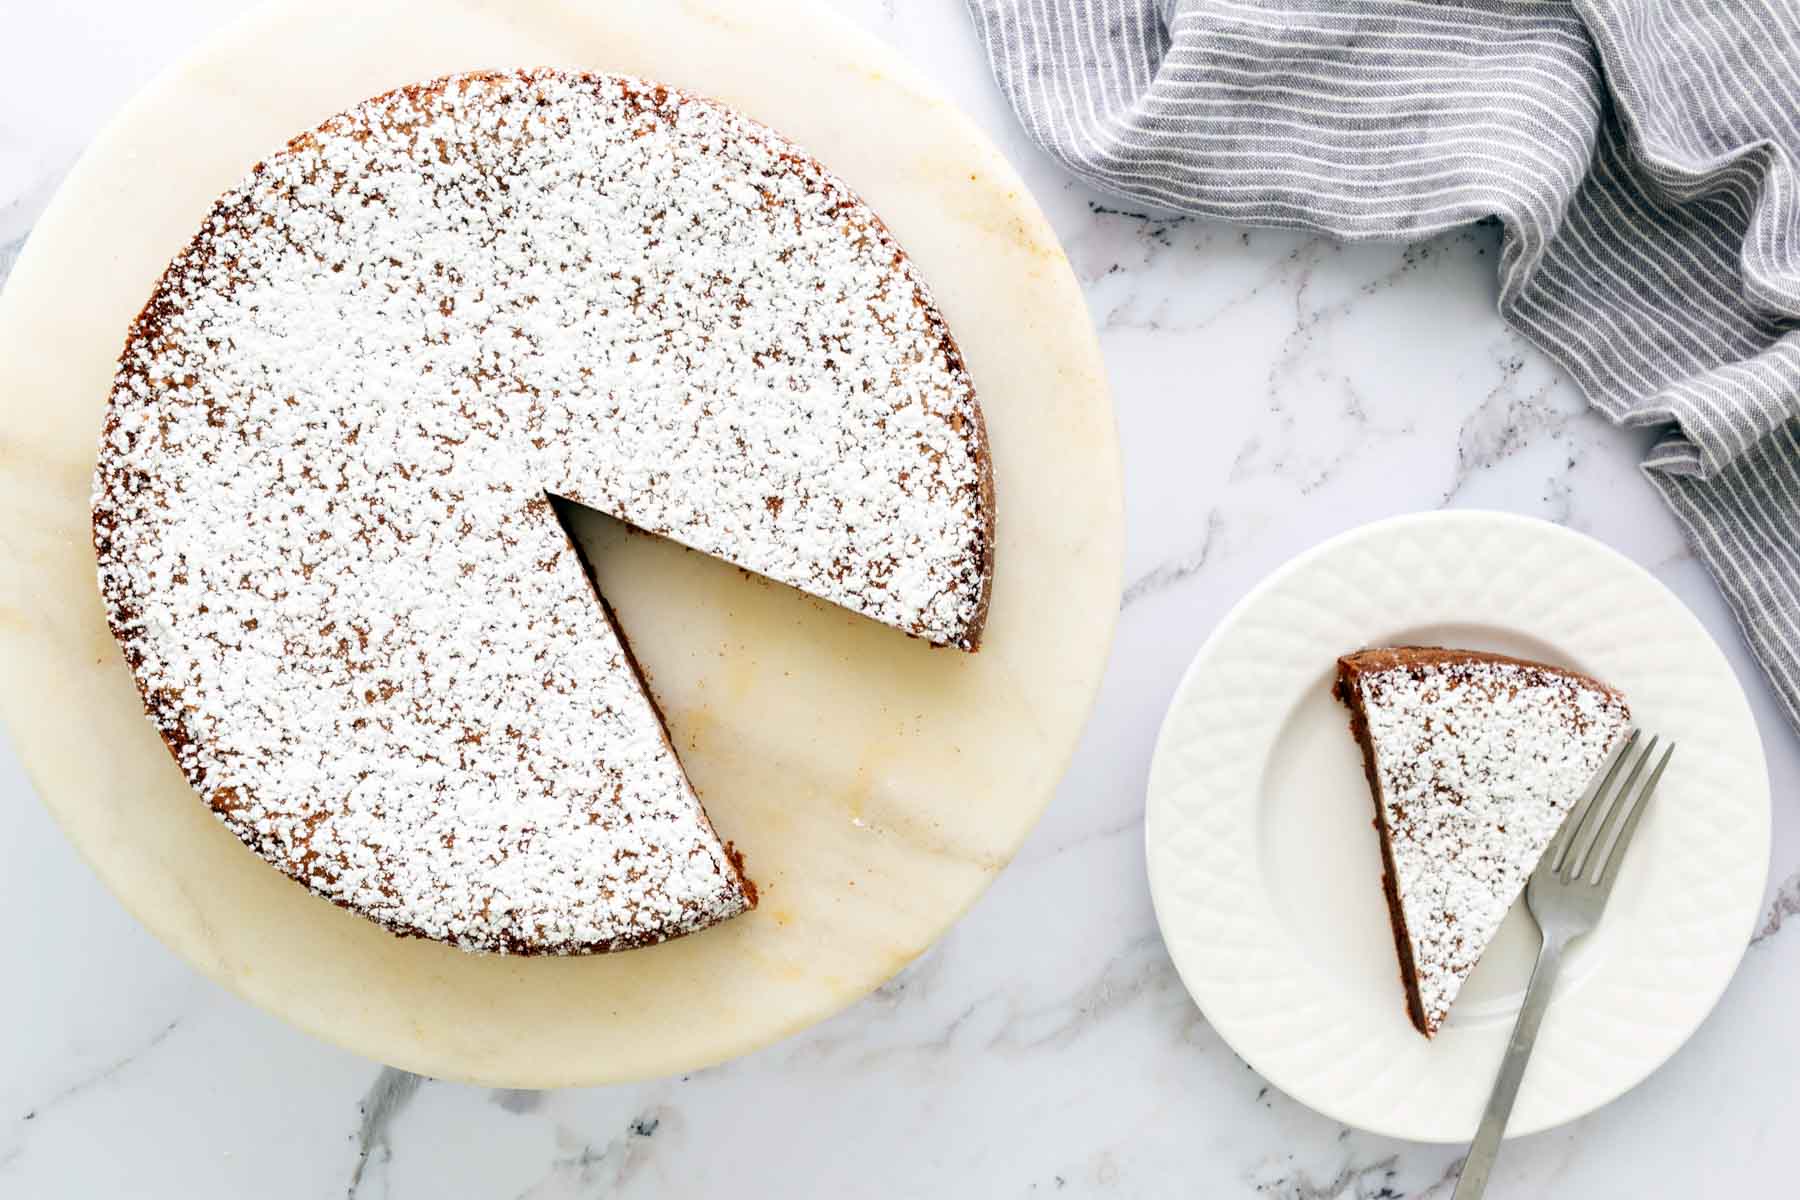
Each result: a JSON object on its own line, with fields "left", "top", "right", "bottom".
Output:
{"left": 1452, "top": 730, "right": 1675, "bottom": 1199}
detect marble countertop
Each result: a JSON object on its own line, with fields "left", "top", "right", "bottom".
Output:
{"left": 3, "top": 2, "right": 1794, "bottom": 1196}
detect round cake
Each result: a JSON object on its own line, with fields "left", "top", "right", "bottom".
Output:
{"left": 91, "top": 69, "right": 994, "bottom": 953}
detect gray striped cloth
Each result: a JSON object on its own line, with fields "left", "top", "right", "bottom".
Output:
{"left": 968, "top": 0, "right": 1800, "bottom": 733}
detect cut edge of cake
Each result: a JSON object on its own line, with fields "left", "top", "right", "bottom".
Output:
{"left": 553, "top": 495, "right": 760, "bottom": 925}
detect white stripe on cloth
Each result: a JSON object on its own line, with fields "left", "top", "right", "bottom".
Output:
{"left": 968, "top": 0, "right": 1800, "bottom": 732}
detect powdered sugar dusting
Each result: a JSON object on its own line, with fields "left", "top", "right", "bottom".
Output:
{"left": 90, "top": 70, "right": 990, "bottom": 952}
{"left": 1343, "top": 650, "right": 1632, "bottom": 1033}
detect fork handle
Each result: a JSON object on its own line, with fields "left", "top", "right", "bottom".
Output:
{"left": 1452, "top": 933, "right": 1567, "bottom": 1199}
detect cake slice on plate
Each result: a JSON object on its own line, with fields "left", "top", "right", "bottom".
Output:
{"left": 1333, "top": 647, "right": 1633, "bottom": 1037}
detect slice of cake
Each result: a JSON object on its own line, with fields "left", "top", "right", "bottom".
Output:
{"left": 1333, "top": 647, "right": 1632, "bottom": 1036}
{"left": 90, "top": 70, "right": 993, "bottom": 954}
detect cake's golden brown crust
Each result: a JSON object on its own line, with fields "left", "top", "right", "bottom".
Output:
{"left": 845, "top": 197, "right": 995, "bottom": 651}
{"left": 1337, "top": 646, "right": 1624, "bottom": 705}
{"left": 1335, "top": 660, "right": 1430, "bottom": 1037}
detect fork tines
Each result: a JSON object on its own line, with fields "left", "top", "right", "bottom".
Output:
{"left": 1546, "top": 729, "right": 1676, "bottom": 888}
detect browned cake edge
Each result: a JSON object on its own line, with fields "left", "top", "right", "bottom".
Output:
{"left": 843, "top": 185, "right": 995, "bottom": 652}
{"left": 953, "top": 346, "right": 995, "bottom": 652}
{"left": 1333, "top": 654, "right": 1432, "bottom": 1037}
{"left": 1336, "top": 646, "right": 1626, "bottom": 705}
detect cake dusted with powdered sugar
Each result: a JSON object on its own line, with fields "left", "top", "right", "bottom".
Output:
{"left": 1334, "top": 647, "right": 1632, "bottom": 1036}
{"left": 91, "top": 70, "right": 993, "bottom": 953}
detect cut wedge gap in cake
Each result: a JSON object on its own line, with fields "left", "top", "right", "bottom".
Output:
{"left": 1333, "top": 647, "right": 1633, "bottom": 1037}
{"left": 545, "top": 495, "right": 759, "bottom": 914}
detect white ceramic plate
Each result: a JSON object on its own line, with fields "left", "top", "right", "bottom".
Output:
{"left": 1146, "top": 511, "right": 1769, "bottom": 1142}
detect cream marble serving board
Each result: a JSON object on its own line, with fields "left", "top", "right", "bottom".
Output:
{"left": 0, "top": 0, "right": 1121, "bottom": 1086}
